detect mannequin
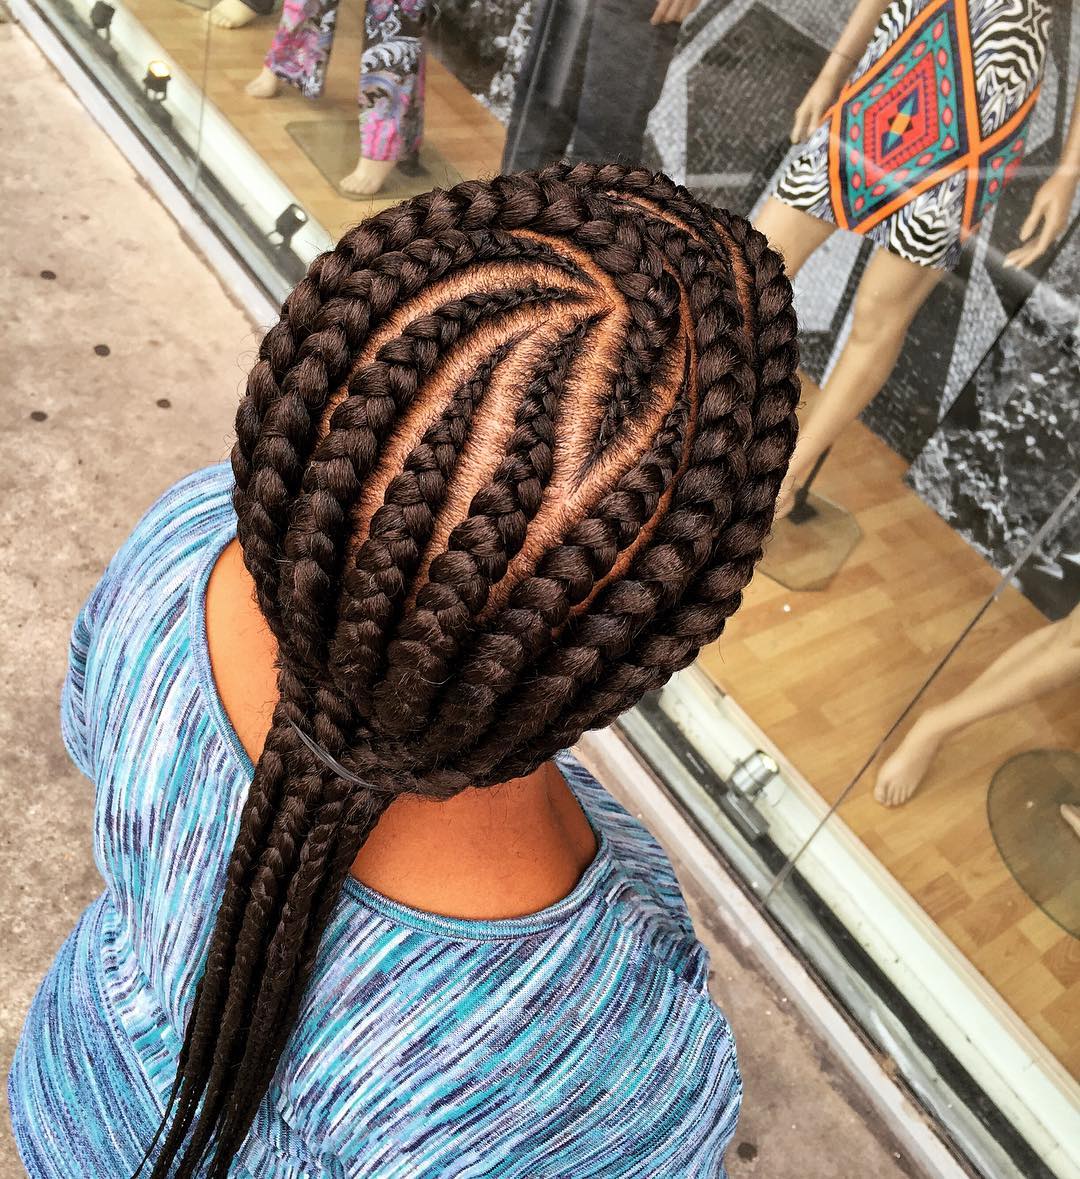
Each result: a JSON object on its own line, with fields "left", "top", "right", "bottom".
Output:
{"left": 756, "top": 0, "right": 1077, "bottom": 519}
{"left": 875, "top": 604, "right": 1080, "bottom": 807}
{"left": 247, "top": 0, "right": 429, "bottom": 195}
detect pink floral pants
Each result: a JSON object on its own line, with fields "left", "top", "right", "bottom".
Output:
{"left": 265, "top": 0, "right": 428, "bottom": 162}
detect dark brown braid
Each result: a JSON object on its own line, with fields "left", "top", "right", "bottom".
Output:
{"left": 143, "top": 163, "right": 799, "bottom": 1178}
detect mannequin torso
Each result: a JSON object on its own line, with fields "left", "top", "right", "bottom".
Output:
{"left": 204, "top": 538, "right": 599, "bottom": 921}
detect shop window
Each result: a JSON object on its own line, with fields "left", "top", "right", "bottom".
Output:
{"left": 14, "top": 0, "right": 1079, "bottom": 1174}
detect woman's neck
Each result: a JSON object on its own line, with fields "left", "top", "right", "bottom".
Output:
{"left": 203, "top": 538, "right": 598, "bottom": 919}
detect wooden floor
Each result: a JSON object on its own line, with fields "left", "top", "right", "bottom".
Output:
{"left": 111, "top": 2, "right": 1079, "bottom": 1079}
{"left": 698, "top": 421, "right": 1080, "bottom": 1078}
{"left": 128, "top": 0, "right": 506, "bottom": 238}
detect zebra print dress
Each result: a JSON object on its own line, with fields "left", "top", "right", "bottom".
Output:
{"left": 775, "top": 0, "right": 1052, "bottom": 269}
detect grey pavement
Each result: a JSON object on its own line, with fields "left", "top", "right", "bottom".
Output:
{"left": 0, "top": 21, "right": 922, "bottom": 1177}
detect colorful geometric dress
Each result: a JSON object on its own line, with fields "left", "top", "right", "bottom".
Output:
{"left": 775, "top": 0, "right": 1052, "bottom": 269}
{"left": 265, "top": 0, "right": 428, "bottom": 163}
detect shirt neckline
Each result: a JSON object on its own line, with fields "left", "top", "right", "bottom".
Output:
{"left": 187, "top": 511, "right": 615, "bottom": 941}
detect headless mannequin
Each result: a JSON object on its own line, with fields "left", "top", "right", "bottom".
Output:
{"left": 245, "top": 0, "right": 429, "bottom": 196}
{"left": 759, "top": 2, "right": 1080, "bottom": 519}
{"left": 875, "top": 603, "right": 1080, "bottom": 809}
{"left": 203, "top": 537, "right": 598, "bottom": 920}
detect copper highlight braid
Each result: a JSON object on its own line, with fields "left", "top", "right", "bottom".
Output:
{"left": 143, "top": 162, "right": 799, "bottom": 1177}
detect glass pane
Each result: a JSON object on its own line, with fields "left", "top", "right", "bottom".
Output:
{"left": 22, "top": 0, "right": 212, "bottom": 195}
{"left": 21, "top": 0, "right": 1078, "bottom": 1170}
{"left": 172, "top": 0, "right": 523, "bottom": 297}
{"left": 615, "top": 2, "right": 1079, "bottom": 1174}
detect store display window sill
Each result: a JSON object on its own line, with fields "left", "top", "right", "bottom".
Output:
{"left": 615, "top": 665, "right": 1080, "bottom": 1179}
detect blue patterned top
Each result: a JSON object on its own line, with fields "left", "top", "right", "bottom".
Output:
{"left": 8, "top": 463, "right": 742, "bottom": 1178}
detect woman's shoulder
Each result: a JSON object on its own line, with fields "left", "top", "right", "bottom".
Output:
{"left": 292, "top": 833, "right": 741, "bottom": 1176}
{"left": 117, "top": 462, "right": 235, "bottom": 565}
{"left": 84, "top": 462, "right": 235, "bottom": 624}
{"left": 556, "top": 750, "right": 711, "bottom": 989}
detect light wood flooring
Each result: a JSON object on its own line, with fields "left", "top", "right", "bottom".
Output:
{"left": 127, "top": 0, "right": 506, "bottom": 238}
{"left": 697, "top": 421, "right": 1080, "bottom": 1078}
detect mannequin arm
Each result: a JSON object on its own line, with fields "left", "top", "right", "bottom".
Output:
{"left": 1005, "top": 82, "right": 1080, "bottom": 269}
{"left": 791, "top": 0, "right": 893, "bottom": 142}
{"left": 829, "top": 0, "right": 894, "bottom": 66}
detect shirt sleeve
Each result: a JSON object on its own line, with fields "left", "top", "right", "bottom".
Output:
{"left": 54, "top": 461, "right": 234, "bottom": 781}
{"left": 59, "top": 581, "right": 105, "bottom": 781}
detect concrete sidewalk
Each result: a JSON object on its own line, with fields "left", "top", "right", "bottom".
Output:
{"left": 0, "top": 21, "right": 923, "bottom": 1178}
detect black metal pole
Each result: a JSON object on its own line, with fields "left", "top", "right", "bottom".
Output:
{"left": 788, "top": 446, "right": 831, "bottom": 525}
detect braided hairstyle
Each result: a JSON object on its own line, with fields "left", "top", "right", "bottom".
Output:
{"left": 145, "top": 162, "right": 799, "bottom": 1177}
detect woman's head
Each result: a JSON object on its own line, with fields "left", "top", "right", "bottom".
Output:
{"left": 149, "top": 163, "right": 798, "bottom": 1177}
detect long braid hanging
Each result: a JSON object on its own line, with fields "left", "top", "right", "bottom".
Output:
{"left": 142, "top": 163, "right": 799, "bottom": 1178}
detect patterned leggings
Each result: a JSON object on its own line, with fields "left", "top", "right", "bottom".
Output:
{"left": 265, "top": 0, "right": 427, "bottom": 162}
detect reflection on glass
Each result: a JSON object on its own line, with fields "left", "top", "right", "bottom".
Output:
{"left": 791, "top": 530, "right": 1080, "bottom": 1173}
{"left": 13, "top": 0, "right": 1080, "bottom": 1172}
{"left": 503, "top": 0, "right": 684, "bottom": 172}
{"left": 246, "top": 0, "right": 431, "bottom": 196}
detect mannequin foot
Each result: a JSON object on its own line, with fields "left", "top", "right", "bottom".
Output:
{"left": 340, "top": 157, "right": 397, "bottom": 196}
{"left": 1061, "top": 804, "right": 1080, "bottom": 841}
{"left": 207, "top": 0, "right": 257, "bottom": 27}
{"left": 874, "top": 715, "right": 944, "bottom": 807}
{"left": 245, "top": 67, "right": 280, "bottom": 99}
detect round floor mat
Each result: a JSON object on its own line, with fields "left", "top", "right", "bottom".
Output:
{"left": 987, "top": 749, "right": 1080, "bottom": 939}
{"left": 756, "top": 491, "right": 862, "bottom": 592}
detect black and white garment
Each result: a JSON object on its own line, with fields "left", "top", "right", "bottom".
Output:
{"left": 775, "top": 0, "right": 1052, "bottom": 269}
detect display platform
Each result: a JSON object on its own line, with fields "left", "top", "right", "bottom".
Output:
{"left": 759, "top": 491, "right": 861, "bottom": 592}
{"left": 287, "top": 120, "right": 462, "bottom": 201}
{"left": 989, "top": 749, "right": 1080, "bottom": 939}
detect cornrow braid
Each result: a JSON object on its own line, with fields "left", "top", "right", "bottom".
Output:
{"left": 143, "top": 162, "right": 799, "bottom": 1178}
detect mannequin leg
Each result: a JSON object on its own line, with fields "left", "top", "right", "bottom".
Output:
{"left": 752, "top": 198, "right": 835, "bottom": 483}
{"left": 774, "top": 245, "right": 942, "bottom": 517}
{"left": 875, "top": 604, "right": 1080, "bottom": 806}
{"left": 248, "top": 0, "right": 338, "bottom": 100}
{"left": 753, "top": 196, "right": 835, "bottom": 280}
{"left": 343, "top": 0, "right": 428, "bottom": 195}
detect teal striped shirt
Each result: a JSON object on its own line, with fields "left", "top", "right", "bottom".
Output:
{"left": 8, "top": 463, "right": 743, "bottom": 1177}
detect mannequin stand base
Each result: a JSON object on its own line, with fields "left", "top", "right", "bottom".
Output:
{"left": 759, "top": 491, "right": 861, "bottom": 592}
{"left": 787, "top": 492, "right": 820, "bottom": 525}
{"left": 286, "top": 119, "right": 459, "bottom": 200}
{"left": 988, "top": 749, "right": 1080, "bottom": 938}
